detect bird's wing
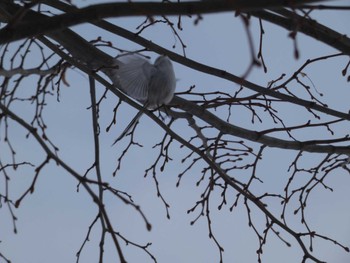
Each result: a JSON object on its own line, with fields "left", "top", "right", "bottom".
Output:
{"left": 117, "top": 55, "right": 156, "bottom": 102}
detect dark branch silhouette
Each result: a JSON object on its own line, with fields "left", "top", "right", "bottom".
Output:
{"left": 0, "top": 1, "right": 349, "bottom": 263}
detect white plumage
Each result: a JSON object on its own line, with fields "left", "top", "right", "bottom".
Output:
{"left": 113, "top": 54, "right": 176, "bottom": 141}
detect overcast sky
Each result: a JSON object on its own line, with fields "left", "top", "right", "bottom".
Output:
{"left": 1, "top": 1, "right": 350, "bottom": 263}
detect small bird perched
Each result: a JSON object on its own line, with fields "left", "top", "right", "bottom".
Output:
{"left": 114, "top": 54, "right": 176, "bottom": 141}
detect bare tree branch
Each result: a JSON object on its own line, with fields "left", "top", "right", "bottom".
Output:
{"left": 0, "top": 0, "right": 327, "bottom": 44}
{"left": 251, "top": 9, "right": 350, "bottom": 55}
{"left": 1, "top": 1, "right": 349, "bottom": 262}
{"left": 0, "top": 102, "right": 127, "bottom": 263}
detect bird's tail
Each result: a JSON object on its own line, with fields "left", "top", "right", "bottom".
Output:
{"left": 113, "top": 103, "right": 149, "bottom": 145}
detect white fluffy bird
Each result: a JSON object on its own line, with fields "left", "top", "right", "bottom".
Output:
{"left": 114, "top": 54, "right": 176, "bottom": 141}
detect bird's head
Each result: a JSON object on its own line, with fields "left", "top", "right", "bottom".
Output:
{"left": 154, "top": 55, "right": 172, "bottom": 67}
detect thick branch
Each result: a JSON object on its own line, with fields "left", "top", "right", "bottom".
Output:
{"left": 0, "top": 0, "right": 327, "bottom": 44}
{"left": 251, "top": 9, "right": 350, "bottom": 55}
{"left": 172, "top": 96, "right": 350, "bottom": 154}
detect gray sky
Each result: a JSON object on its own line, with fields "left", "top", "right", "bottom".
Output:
{"left": 1, "top": 1, "right": 350, "bottom": 263}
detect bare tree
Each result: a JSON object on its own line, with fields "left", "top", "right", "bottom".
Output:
{"left": 0, "top": 1, "right": 349, "bottom": 262}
